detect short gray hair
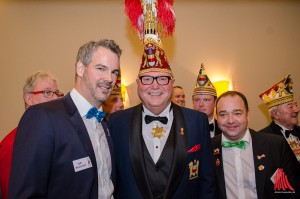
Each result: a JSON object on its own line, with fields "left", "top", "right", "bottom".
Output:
{"left": 75, "top": 39, "right": 122, "bottom": 67}
{"left": 23, "top": 71, "right": 57, "bottom": 95}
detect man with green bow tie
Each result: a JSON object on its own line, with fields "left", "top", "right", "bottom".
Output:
{"left": 211, "top": 91, "right": 298, "bottom": 199}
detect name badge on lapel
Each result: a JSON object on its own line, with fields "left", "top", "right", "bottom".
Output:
{"left": 73, "top": 157, "right": 92, "bottom": 172}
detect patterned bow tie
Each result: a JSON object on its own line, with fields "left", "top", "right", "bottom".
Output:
{"left": 86, "top": 107, "right": 106, "bottom": 123}
{"left": 222, "top": 140, "right": 246, "bottom": 149}
{"left": 145, "top": 115, "right": 168, "bottom": 124}
{"left": 209, "top": 123, "right": 214, "bottom": 132}
{"left": 285, "top": 130, "right": 295, "bottom": 138}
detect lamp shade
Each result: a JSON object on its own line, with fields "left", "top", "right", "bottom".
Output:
{"left": 213, "top": 80, "right": 230, "bottom": 97}
{"left": 121, "top": 83, "right": 126, "bottom": 102}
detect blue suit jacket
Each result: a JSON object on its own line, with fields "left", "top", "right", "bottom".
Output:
{"left": 8, "top": 93, "right": 115, "bottom": 199}
{"left": 109, "top": 103, "right": 218, "bottom": 199}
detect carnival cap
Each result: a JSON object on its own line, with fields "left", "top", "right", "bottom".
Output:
{"left": 259, "top": 74, "right": 294, "bottom": 109}
{"left": 193, "top": 63, "right": 217, "bottom": 97}
{"left": 125, "top": 0, "right": 175, "bottom": 76}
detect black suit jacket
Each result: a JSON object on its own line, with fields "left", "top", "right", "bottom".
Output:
{"left": 213, "top": 120, "right": 222, "bottom": 137}
{"left": 9, "top": 93, "right": 115, "bottom": 199}
{"left": 109, "top": 103, "right": 218, "bottom": 199}
{"left": 211, "top": 129, "right": 298, "bottom": 199}
{"left": 258, "top": 121, "right": 300, "bottom": 139}
{"left": 258, "top": 121, "right": 300, "bottom": 197}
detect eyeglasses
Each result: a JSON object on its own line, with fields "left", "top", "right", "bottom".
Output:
{"left": 139, "top": 76, "right": 172, "bottom": 85}
{"left": 30, "top": 90, "right": 64, "bottom": 98}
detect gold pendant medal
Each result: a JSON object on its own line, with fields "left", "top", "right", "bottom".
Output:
{"left": 152, "top": 125, "right": 165, "bottom": 138}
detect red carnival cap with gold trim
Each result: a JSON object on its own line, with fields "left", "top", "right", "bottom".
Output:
{"left": 139, "top": 43, "right": 171, "bottom": 76}
{"left": 259, "top": 74, "right": 294, "bottom": 109}
{"left": 124, "top": 0, "right": 175, "bottom": 77}
{"left": 193, "top": 64, "right": 217, "bottom": 97}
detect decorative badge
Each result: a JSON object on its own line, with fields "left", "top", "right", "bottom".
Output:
{"left": 216, "top": 158, "right": 220, "bottom": 166}
{"left": 180, "top": 128, "right": 184, "bottom": 135}
{"left": 189, "top": 159, "right": 199, "bottom": 180}
{"left": 152, "top": 125, "right": 165, "bottom": 138}
{"left": 257, "top": 154, "right": 265, "bottom": 160}
{"left": 289, "top": 140, "right": 298, "bottom": 148}
{"left": 258, "top": 165, "right": 265, "bottom": 171}
{"left": 213, "top": 148, "right": 220, "bottom": 155}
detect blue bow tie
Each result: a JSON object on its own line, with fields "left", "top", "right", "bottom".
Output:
{"left": 86, "top": 107, "right": 106, "bottom": 123}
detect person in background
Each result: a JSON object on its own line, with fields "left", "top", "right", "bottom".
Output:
{"left": 258, "top": 74, "right": 300, "bottom": 163}
{"left": 102, "top": 71, "right": 124, "bottom": 121}
{"left": 171, "top": 86, "right": 185, "bottom": 107}
{"left": 211, "top": 91, "right": 298, "bottom": 199}
{"left": 0, "top": 71, "right": 63, "bottom": 199}
{"left": 192, "top": 64, "right": 221, "bottom": 138}
{"left": 8, "top": 39, "right": 122, "bottom": 199}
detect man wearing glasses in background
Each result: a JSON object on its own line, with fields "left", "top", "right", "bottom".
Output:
{"left": 0, "top": 71, "right": 63, "bottom": 199}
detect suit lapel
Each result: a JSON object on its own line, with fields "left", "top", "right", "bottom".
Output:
{"left": 102, "top": 121, "right": 115, "bottom": 182}
{"left": 62, "top": 93, "right": 98, "bottom": 181}
{"left": 211, "top": 135, "right": 226, "bottom": 199}
{"left": 214, "top": 120, "right": 222, "bottom": 136}
{"left": 101, "top": 121, "right": 113, "bottom": 159}
{"left": 269, "top": 121, "right": 284, "bottom": 136}
{"left": 251, "top": 130, "right": 268, "bottom": 199}
{"left": 164, "top": 104, "right": 188, "bottom": 199}
{"left": 129, "top": 104, "right": 153, "bottom": 199}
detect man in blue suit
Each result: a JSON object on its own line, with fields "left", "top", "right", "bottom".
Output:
{"left": 109, "top": 3, "right": 217, "bottom": 195}
{"left": 8, "top": 39, "right": 122, "bottom": 199}
{"left": 109, "top": 43, "right": 217, "bottom": 198}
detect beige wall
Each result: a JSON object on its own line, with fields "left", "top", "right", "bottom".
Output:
{"left": 1, "top": 0, "right": 300, "bottom": 140}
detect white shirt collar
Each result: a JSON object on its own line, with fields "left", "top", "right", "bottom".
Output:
{"left": 274, "top": 121, "right": 291, "bottom": 131}
{"left": 142, "top": 103, "right": 172, "bottom": 121}
{"left": 70, "top": 88, "right": 103, "bottom": 118}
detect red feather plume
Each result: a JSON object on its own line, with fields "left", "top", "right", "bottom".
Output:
{"left": 124, "top": 0, "right": 176, "bottom": 40}
{"left": 157, "top": 0, "right": 176, "bottom": 36}
{"left": 124, "top": 0, "right": 143, "bottom": 34}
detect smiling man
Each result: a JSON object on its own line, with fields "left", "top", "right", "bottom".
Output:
{"left": 109, "top": 3, "right": 217, "bottom": 196}
{"left": 258, "top": 75, "right": 300, "bottom": 163}
{"left": 8, "top": 39, "right": 122, "bottom": 199}
{"left": 171, "top": 86, "right": 185, "bottom": 107}
{"left": 109, "top": 42, "right": 218, "bottom": 198}
{"left": 211, "top": 91, "right": 298, "bottom": 199}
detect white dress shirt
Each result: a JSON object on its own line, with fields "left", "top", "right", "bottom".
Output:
{"left": 142, "top": 103, "right": 173, "bottom": 164}
{"left": 222, "top": 129, "right": 257, "bottom": 199}
{"left": 70, "top": 89, "right": 114, "bottom": 199}
{"left": 209, "top": 118, "right": 215, "bottom": 138}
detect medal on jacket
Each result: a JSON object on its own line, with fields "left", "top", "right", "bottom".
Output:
{"left": 152, "top": 123, "right": 165, "bottom": 138}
